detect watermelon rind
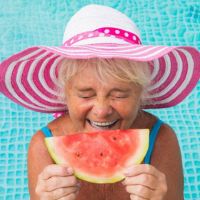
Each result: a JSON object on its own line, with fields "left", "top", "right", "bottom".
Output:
{"left": 124, "top": 129, "right": 149, "bottom": 166}
{"left": 45, "top": 139, "right": 66, "bottom": 164}
{"left": 45, "top": 129, "right": 149, "bottom": 184}
{"left": 75, "top": 170, "right": 125, "bottom": 184}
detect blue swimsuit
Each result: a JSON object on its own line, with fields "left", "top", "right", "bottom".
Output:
{"left": 41, "top": 119, "right": 163, "bottom": 164}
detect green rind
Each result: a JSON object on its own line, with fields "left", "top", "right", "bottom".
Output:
{"left": 45, "top": 129, "right": 149, "bottom": 184}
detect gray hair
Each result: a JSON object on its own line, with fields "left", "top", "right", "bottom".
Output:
{"left": 57, "top": 58, "right": 151, "bottom": 103}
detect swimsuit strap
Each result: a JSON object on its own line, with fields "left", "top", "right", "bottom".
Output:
{"left": 144, "top": 119, "right": 163, "bottom": 164}
{"left": 41, "top": 126, "right": 53, "bottom": 137}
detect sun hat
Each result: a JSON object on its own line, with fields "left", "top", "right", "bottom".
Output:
{"left": 0, "top": 4, "right": 199, "bottom": 113}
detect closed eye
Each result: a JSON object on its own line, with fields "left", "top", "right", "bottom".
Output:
{"left": 79, "top": 95, "right": 94, "bottom": 99}
{"left": 78, "top": 93, "right": 95, "bottom": 99}
{"left": 110, "top": 92, "right": 129, "bottom": 99}
{"left": 111, "top": 95, "right": 128, "bottom": 99}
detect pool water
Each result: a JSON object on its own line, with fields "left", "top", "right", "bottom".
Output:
{"left": 0, "top": 1, "right": 200, "bottom": 199}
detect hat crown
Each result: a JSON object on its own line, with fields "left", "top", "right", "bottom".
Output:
{"left": 63, "top": 4, "right": 141, "bottom": 45}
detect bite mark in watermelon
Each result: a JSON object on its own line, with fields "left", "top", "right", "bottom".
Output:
{"left": 45, "top": 129, "right": 149, "bottom": 184}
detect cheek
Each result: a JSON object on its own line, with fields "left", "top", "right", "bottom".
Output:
{"left": 113, "top": 98, "right": 140, "bottom": 118}
{"left": 66, "top": 97, "right": 92, "bottom": 119}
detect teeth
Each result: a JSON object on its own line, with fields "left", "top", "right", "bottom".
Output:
{"left": 90, "top": 120, "right": 117, "bottom": 127}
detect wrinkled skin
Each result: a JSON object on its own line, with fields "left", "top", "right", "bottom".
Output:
{"left": 29, "top": 65, "right": 183, "bottom": 200}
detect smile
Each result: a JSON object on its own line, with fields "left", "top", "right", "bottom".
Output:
{"left": 87, "top": 119, "right": 119, "bottom": 129}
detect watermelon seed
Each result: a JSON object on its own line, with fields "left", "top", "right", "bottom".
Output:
{"left": 100, "top": 152, "right": 103, "bottom": 156}
{"left": 113, "top": 137, "right": 117, "bottom": 140}
{"left": 75, "top": 153, "right": 81, "bottom": 157}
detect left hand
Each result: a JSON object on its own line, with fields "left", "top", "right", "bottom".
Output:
{"left": 122, "top": 164, "right": 167, "bottom": 200}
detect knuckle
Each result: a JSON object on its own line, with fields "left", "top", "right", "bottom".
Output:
{"left": 160, "top": 172, "right": 167, "bottom": 182}
{"left": 35, "top": 186, "right": 41, "bottom": 195}
{"left": 125, "top": 185, "right": 132, "bottom": 193}
{"left": 125, "top": 185, "right": 129, "bottom": 193}
{"left": 35, "top": 180, "right": 45, "bottom": 195}
{"left": 162, "top": 183, "right": 168, "bottom": 193}
{"left": 146, "top": 164, "right": 151, "bottom": 172}
{"left": 68, "top": 176, "right": 77, "bottom": 186}
{"left": 142, "top": 174, "right": 149, "bottom": 183}
{"left": 38, "top": 172, "right": 43, "bottom": 180}
{"left": 137, "top": 185, "right": 143, "bottom": 193}
{"left": 44, "top": 165, "right": 52, "bottom": 175}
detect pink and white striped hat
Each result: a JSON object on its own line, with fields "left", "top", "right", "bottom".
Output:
{"left": 0, "top": 4, "right": 199, "bottom": 113}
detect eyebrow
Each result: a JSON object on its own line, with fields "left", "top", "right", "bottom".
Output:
{"left": 75, "top": 87, "right": 94, "bottom": 92}
{"left": 75, "top": 87, "right": 131, "bottom": 93}
{"left": 110, "top": 88, "right": 131, "bottom": 93}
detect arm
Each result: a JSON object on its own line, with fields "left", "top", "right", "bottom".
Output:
{"left": 27, "top": 131, "right": 53, "bottom": 198}
{"left": 123, "top": 123, "right": 184, "bottom": 200}
{"left": 151, "top": 123, "right": 184, "bottom": 199}
{"left": 27, "top": 131, "right": 79, "bottom": 200}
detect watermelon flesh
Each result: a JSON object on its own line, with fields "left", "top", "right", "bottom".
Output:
{"left": 45, "top": 129, "right": 149, "bottom": 184}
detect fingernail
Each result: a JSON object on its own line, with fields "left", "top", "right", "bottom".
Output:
{"left": 77, "top": 182, "right": 81, "bottom": 188}
{"left": 67, "top": 167, "right": 74, "bottom": 174}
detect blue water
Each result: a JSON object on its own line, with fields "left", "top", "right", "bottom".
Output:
{"left": 0, "top": 1, "right": 200, "bottom": 199}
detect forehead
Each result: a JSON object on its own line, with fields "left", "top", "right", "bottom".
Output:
{"left": 67, "top": 65, "right": 138, "bottom": 91}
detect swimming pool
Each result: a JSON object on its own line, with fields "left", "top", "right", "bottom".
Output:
{"left": 0, "top": 0, "right": 199, "bottom": 199}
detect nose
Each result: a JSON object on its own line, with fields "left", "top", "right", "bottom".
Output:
{"left": 92, "top": 97, "right": 113, "bottom": 118}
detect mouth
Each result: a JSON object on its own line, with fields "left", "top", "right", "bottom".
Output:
{"left": 86, "top": 119, "right": 119, "bottom": 130}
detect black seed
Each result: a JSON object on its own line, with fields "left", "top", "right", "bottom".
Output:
{"left": 75, "top": 152, "right": 80, "bottom": 157}
{"left": 113, "top": 137, "right": 117, "bottom": 140}
{"left": 100, "top": 152, "right": 103, "bottom": 156}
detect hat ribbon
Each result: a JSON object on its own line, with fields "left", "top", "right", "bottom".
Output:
{"left": 63, "top": 27, "right": 142, "bottom": 46}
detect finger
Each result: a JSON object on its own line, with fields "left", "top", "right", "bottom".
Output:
{"left": 130, "top": 193, "right": 147, "bottom": 200}
{"left": 126, "top": 185, "right": 153, "bottom": 199}
{"left": 58, "top": 193, "right": 76, "bottom": 200}
{"left": 124, "top": 164, "right": 162, "bottom": 178}
{"left": 40, "top": 164, "right": 73, "bottom": 180}
{"left": 39, "top": 192, "right": 52, "bottom": 200}
{"left": 45, "top": 176, "right": 78, "bottom": 192}
{"left": 122, "top": 174, "right": 158, "bottom": 190}
{"left": 52, "top": 186, "right": 78, "bottom": 200}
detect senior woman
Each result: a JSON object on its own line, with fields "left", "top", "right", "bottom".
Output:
{"left": 1, "top": 4, "right": 199, "bottom": 200}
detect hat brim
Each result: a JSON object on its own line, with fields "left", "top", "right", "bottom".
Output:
{"left": 0, "top": 43, "right": 199, "bottom": 113}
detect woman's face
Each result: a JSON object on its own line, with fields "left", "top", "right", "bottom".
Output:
{"left": 65, "top": 65, "right": 143, "bottom": 133}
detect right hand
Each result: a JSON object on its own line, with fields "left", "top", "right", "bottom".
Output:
{"left": 35, "top": 164, "right": 80, "bottom": 200}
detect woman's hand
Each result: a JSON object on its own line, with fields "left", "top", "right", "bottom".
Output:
{"left": 35, "top": 164, "right": 80, "bottom": 200}
{"left": 122, "top": 164, "right": 167, "bottom": 200}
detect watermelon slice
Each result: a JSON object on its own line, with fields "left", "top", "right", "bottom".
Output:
{"left": 45, "top": 129, "right": 149, "bottom": 184}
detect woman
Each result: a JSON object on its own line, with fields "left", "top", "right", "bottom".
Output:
{"left": 29, "top": 58, "right": 183, "bottom": 200}
{"left": 0, "top": 4, "right": 199, "bottom": 200}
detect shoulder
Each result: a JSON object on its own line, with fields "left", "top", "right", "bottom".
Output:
{"left": 28, "top": 130, "right": 53, "bottom": 164}
{"left": 157, "top": 122, "right": 178, "bottom": 145}
{"left": 150, "top": 119, "right": 182, "bottom": 166}
{"left": 154, "top": 122, "right": 180, "bottom": 159}
{"left": 28, "top": 114, "right": 72, "bottom": 158}
{"left": 47, "top": 114, "right": 73, "bottom": 136}
{"left": 139, "top": 111, "right": 182, "bottom": 170}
